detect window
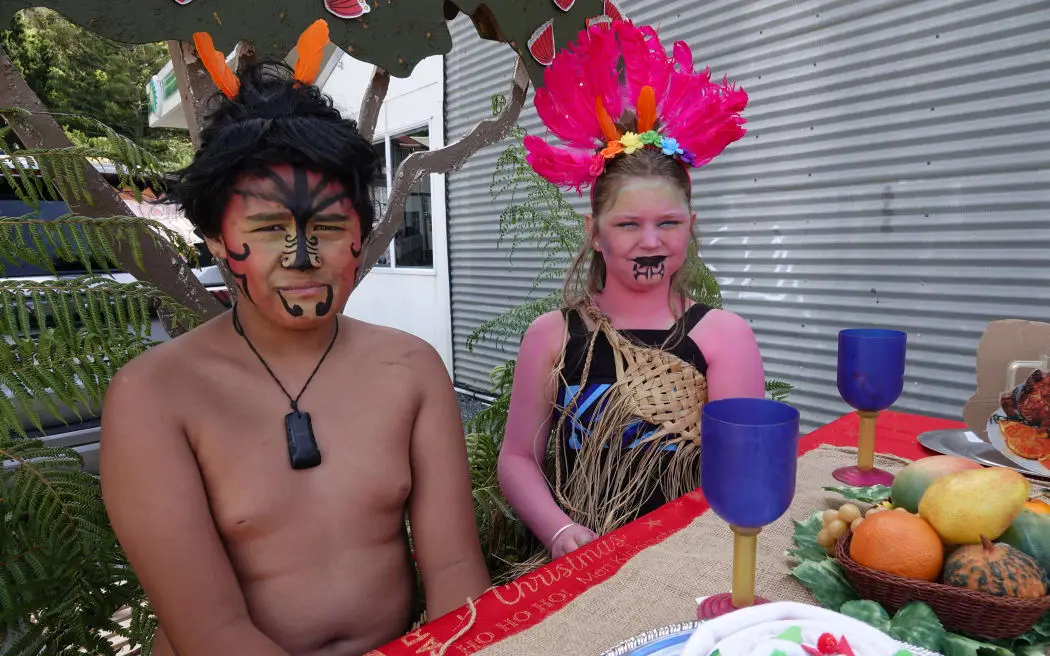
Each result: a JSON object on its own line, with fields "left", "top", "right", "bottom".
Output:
{"left": 368, "top": 126, "right": 434, "bottom": 269}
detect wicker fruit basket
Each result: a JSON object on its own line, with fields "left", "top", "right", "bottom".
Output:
{"left": 834, "top": 531, "right": 1050, "bottom": 639}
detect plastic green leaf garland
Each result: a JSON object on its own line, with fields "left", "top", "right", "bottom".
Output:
{"left": 788, "top": 499, "right": 1050, "bottom": 656}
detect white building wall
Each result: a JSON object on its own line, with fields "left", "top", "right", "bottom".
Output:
{"left": 323, "top": 54, "right": 454, "bottom": 374}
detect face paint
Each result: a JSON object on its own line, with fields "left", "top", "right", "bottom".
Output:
{"left": 594, "top": 178, "right": 693, "bottom": 292}
{"left": 632, "top": 255, "right": 667, "bottom": 280}
{"left": 211, "top": 164, "right": 363, "bottom": 329}
{"left": 225, "top": 243, "right": 253, "bottom": 302}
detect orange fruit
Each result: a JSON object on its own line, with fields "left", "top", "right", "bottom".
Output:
{"left": 849, "top": 509, "right": 944, "bottom": 581}
{"left": 1000, "top": 421, "right": 1050, "bottom": 460}
{"left": 1024, "top": 499, "right": 1050, "bottom": 515}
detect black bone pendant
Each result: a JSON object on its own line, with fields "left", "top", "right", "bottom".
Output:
{"left": 285, "top": 410, "right": 322, "bottom": 470}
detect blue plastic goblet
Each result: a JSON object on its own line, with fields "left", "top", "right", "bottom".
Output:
{"left": 697, "top": 398, "right": 800, "bottom": 619}
{"left": 833, "top": 328, "right": 907, "bottom": 486}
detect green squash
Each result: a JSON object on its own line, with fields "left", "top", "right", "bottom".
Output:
{"left": 998, "top": 509, "right": 1050, "bottom": 576}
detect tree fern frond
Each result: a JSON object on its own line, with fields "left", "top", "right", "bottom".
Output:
{"left": 0, "top": 275, "right": 199, "bottom": 341}
{"left": 0, "top": 106, "right": 32, "bottom": 127}
{"left": 0, "top": 330, "right": 155, "bottom": 438}
{"left": 0, "top": 108, "right": 168, "bottom": 654}
{"left": 766, "top": 379, "right": 794, "bottom": 402}
{"left": 129, "top": 603, "right": 158, "bottom": 656}
{"left": 2, "top": 627, "right": 47, "bottom": 656}
{"left": 0, "top": 214, "right": 198, "bottom": 277}
{"left": 0, "top": 128, "right": 163, "bottom": 209}
{"left": 466, "top": 291, "right": 560, "bottom": 354}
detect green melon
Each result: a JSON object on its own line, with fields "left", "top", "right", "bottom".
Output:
{"left": 998, "top": 509, "right": 1050, "bottom": 576}
{"left": 891, "top": 455, "right": 983, "bottom": 513}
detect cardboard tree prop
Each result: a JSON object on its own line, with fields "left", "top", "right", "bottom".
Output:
{"left": 0, "top": 0, "right": 623, "bottom": 285}
{"left": 964, "top": 319, "right": 1050, "bottom": 439}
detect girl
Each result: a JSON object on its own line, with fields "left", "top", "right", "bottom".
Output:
{"left": 497, "top": 19, "right": 767, "bottom": 560}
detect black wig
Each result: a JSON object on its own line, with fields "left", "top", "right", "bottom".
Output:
{"left": 164, "top": 60, "right": 380, "bottom": 239}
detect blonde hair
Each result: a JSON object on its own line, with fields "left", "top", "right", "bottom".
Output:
{"left": 562, "top": 148, "right": 699, "bottom": 342}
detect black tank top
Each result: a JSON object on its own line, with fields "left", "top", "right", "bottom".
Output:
{"left": 553, "top": 304, "right": 712, "bottom": 518}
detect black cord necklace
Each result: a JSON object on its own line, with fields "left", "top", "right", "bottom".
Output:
{"left": 232, "top": 305, "right": 339, "bottom": 470}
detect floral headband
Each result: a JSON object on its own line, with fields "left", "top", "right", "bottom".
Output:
{"left": 524, "top": 20, "right": 749, "bottom": 194}
{"left": 193, "top": 19, "right": 331, "bottom": 99}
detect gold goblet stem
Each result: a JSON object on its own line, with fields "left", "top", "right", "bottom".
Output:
{"left": 857, "top": 410, "right": 878, "bottom": 472}
{"left": 730, "top": 525, "right": 761, "bottom": 609}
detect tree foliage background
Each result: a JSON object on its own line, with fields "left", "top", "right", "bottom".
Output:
{"left": 0, "top": 8, "right": 193, "bottom": 169}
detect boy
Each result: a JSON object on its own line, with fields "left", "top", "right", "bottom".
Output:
{"left": 100, "top": 60, "right": 489, "bottom": 656}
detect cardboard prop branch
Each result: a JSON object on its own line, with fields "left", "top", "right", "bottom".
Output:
{"left": 358, "top": 56, "right": 530, "bottom": 280}
{"left": 356, "top": 66, "right": 391, "bottom": 144}
{"left": 0, "top": 0, "right": 611, "bottom": 88}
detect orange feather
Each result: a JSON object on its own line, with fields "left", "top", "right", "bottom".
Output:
{"left": 192, "top": 32, "right": 240, "bottom": 99}
{"left": 636, "top": 85, "right": 657, "bottom": 133}
{"left": 293, "top": 19, "right": 331, "bottom": 86}
{"left": 595, "top": 97, "right": 622, "bottom": 142}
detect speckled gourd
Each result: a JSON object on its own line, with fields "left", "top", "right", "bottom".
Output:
{"left": 942, "top": 536, "right": 1047, "bottom": 599}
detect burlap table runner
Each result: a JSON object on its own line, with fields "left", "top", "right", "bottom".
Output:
{"left": 473, "top": 445, "right": 911, "bottom": 655}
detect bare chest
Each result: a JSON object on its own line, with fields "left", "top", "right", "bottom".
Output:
{"left": 183, "top": 369, "right": 417, "bottom": 560}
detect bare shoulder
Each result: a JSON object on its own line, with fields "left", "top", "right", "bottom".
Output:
{"left": 344, "top": 317, "right": 447, "bottom": 379}
{"left": 340, "top": 316, "right": 447, "bottom": 394}
{"left": 520, "top": 310, "right": 568, "bottom": 361}
{"left": 527, "top": 309, "right": 567, "bottom": 339}
{"left": 690, "top": 308, "right": 758, "bottom": 353}
{"left": 102, "top": 316, "right": 230, "bottom": 426}
{"left": 684, "top": 306, "right": 760, "bottom": 363}
{"left": 693, "top": 308, "right": 754, "bottom": 337}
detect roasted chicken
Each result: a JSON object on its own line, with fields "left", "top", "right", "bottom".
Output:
{"left": 1001, "top": 369, "right": 1050, "bottom": 430}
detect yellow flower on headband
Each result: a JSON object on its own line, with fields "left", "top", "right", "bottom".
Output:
{"left": 620, "top": 132, "right": 642, "bottom": 154}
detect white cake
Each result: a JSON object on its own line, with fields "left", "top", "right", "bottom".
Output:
{"left": 681, "top": 602, "right": 914, "bottom": 656}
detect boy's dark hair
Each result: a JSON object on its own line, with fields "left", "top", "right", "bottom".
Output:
{"left": 164, "top": 61, "right": 380, "bottom": 239}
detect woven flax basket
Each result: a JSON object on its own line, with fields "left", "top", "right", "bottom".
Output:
{"left": 835, "top": 531, "right": 1050, "bottom": 639}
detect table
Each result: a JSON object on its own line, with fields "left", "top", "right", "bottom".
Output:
{"left": 370, "top": 411, "right": 966, "bottom": 656}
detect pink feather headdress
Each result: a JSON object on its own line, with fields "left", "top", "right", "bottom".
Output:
{"left": 524, "top": 20, "right": 749, "bottom": 194}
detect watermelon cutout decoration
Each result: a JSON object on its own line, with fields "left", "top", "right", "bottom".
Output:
{"left": 528, "top": 19, "right": 555, "bottom": 66}
{"left": 325, "top": 0, "right": 371, "bottom": 19}
{"left": 552, "top": 0, "right": 576, "bottom": 10}
{"left": 586, "top": 15, "right": 612, "bottom": 30}
{"left": 604, "top": 0, "right": 626, "bottom": 21}
{"left": 172, "top": 0, "right": 194, "bottom": 4}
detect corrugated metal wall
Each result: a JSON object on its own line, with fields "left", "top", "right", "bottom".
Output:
{"left": 445, "top": 0, "right": 1050, "bottom": 432}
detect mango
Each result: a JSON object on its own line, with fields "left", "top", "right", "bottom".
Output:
{"left": 891, "top": 455, "right": 983, "bottom": 513}
{"left": 1024, "top": 498, "right": 1050, "bottom": 515}
{"left": 999, "top": 509, "right": 1050, "bottom": 574}
{"left": 917, "top": 468, "right": 1030, "bottom": 544}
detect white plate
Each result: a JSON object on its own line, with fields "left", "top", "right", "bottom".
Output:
{"left": 599, "top": 613, "right": 941, "bottom": 656}
{"left": 600, "top": 621, "right": 699, "bottom": 656}
{"left": 986, "top": 406, "right": 1050, "bottom": 477}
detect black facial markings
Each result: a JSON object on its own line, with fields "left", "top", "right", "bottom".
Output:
{"left": 223, "top": 246, "right": 254, "bottom": 303}
{"left": 310, "top": 173, "right": 334, "bottom": 198}
{"left": 227, "top": 242, "right": 251, "bottom": 261}
{"left": 282, "top": 230, "right": 321, "bottom": 271}
{"left": 221, "top": 257, "right": 254, "bottom": 303}
{"left": 632, "top": 256, "right": 667, "bottom": 280}
{"left": 243, "top": 168, "right": 351, "bottom": 272}
{"left": 315, "top": 285, "right": 334, "bottom": 316}
{"left": 350, "top": 242, "right": 361, "bottom": 258}
{"left": 277, "top": 291, "right": 305, "bottom": 317}
{"left": 232, "top": 271, "right": 253, "bottom": 302}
